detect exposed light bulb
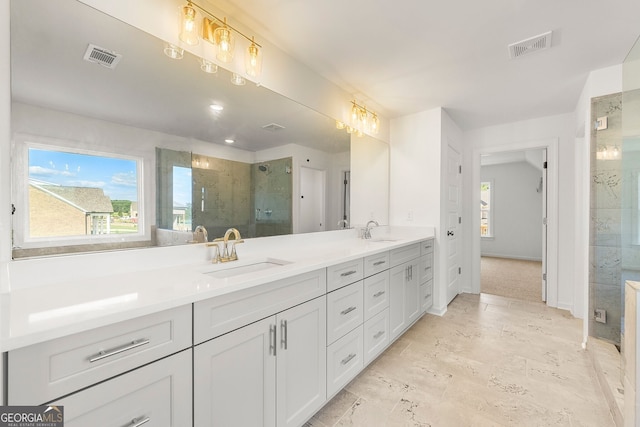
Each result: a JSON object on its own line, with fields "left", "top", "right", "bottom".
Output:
{"left": 214, "top": 18, "right": 235, "bottom": 63}
{"left": 179, "top": 4, "right": 199, "bottom": 46}
{"left": 245, "top": 38, "right": 262, "bottom": 77}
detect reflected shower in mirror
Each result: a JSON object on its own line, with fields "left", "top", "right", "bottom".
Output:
{"left": 9, "top": 0, "right": 389, "bottom": 257}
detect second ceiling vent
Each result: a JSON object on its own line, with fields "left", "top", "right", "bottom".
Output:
{"left": 508, "top": 31, "right": 553, "bottom": 59}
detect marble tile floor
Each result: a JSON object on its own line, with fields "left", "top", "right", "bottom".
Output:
{"left": 306, "top": 293, "right": 614, "bottom": 427}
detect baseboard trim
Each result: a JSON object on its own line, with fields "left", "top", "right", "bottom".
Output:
{"left": 481, "top": 253, "right": 542, "bottom": 262}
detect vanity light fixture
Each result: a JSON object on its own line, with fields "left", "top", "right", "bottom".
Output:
{"left": 340, "top": 100, "right": 381, "bottom": 137}
{"left": 179, "top": 1, "right": 263, "bottom": 77}
{"left": 179, "top": 2, "right": 200, "bottom": 46}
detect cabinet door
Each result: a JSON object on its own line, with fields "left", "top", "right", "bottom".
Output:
{"left": 194, "top": 316, "right": 276, "bottom": 427}
{"left": 389, "top": 263, "right": 407, "bottom": 341}
{"left": 277, "top": 296, "right": 327, "bottom": 427}
{"left": 53, "top": 349, "right": 192, "bottom": 427}
{"left": 405, "top": 259, "right": 421, "bottom": 325}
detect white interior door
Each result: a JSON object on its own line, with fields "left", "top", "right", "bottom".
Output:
{"left": 541, "top": 149, "right": 548, "bottom": 301}
{"left": 446, "top": 145, "right": 462, "bottom": 304}
{"left": 299, "top": 167, "right": 326, "bottom": 233}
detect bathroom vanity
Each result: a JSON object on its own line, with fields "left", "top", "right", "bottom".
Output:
{"left": 1, "top": 226, "right": 434, "bottom": 426}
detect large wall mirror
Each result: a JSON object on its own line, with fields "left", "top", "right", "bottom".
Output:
{"left": 10, "top": 0, "right": 388, "bottom": 257}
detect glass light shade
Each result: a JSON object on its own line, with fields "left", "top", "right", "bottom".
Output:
{"left": 371, "top": 114, "right": 380, "bottom": 134}
{"left": 245, "top": 41, "right": 262, "bottom": 77}
{"left": 164, "top": 43, "right": 184, "bottom": 59}
{"left": 230, "top": 73, "right": 246, "bottom": 86}
{"left": 351, "top": 103, "right": 359, "bottom": 124}
{"left": 214, "top": 21, "right": 235, "bottom": 63}
{"left": 335, "top": 121, "right": 346, "bottom": 130}
{"left": 200, "top": 59, "right": 218, "bottom": 73}
{"left": 179, "top": 4, "right": 199, "bottom": 46}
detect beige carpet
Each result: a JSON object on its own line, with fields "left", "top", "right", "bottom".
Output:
{"left": 481, "top": 256, "right": 543, "bottom": 303}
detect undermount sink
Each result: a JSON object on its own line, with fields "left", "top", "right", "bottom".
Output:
{"left": 203, "top": 258, "right": 291, "bottom": 279}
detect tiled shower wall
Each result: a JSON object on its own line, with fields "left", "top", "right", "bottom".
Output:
{"left": 590, "top": 93, "right": 624, "bottom": 345}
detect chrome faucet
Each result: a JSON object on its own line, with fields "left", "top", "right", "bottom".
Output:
{"left": 194, "top": 225, "right": 208, "bottom": 243}
{"left": 337, "top": 219, "right": 350, "bottom": 229}
{"left": 209, "top": 227, "right": 244, "bottom": 263}
{"left": 363, "top": 220, "right": 379, "bottom": 239}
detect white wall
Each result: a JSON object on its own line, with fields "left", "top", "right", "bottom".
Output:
{"left": 351, "top": 135, "right": 389, "bottom": 227}
{"left": 480, "top": 161, "right": 543, "bottom": 261}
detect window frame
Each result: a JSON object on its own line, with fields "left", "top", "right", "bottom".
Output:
{"left": 480, "top": 180, "right": 493, "bottom": 238}
{"left": 12, "top": 134, "right": 148, "bottom": 252}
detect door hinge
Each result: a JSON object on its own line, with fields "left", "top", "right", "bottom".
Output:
{"left": 458, "top": 217, "right": 462, "bottom": 224}
{"left": 11, "top": 204, "right": 16, "bottom": 215}
{"left": 458, "top": 267, "right": 461, "bottom": 274}
{"left": 543, "top": 217, "right": 547, "bottom": 225}
{"left": 458, "top": 165, "right": 462, "bottom": 174}
{"left": 543, "top": 273, "right": 547, "bottom": 281}
{"left": 543, "top": 161, "right": 548, "bottom": 169}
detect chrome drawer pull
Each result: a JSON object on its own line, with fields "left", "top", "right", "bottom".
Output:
{"left": 128, "top": 417, "right": 150, "bottom": 427}
{"left": 270, "top": 324, "right": 277, "bottom": 356}
{"left": 340, "top": 306, "right": 357, "bottom": 315}
{"left": 89, "top": 339, "right": 150, "bottom": 363}
{"left": 340, "top": 270, "right": 357, "bottom": 277}
{"left": 373, "top": 291, "right": 385, "bottom": 298}
{"left": 373, "top": 331, "right": 384, "bottom": 339}
{"left": 340, "top": 353, "right": 356, "bottom": 365}
{"left": 281, "top": 319, "right": 288, "bottom": 350}
{"left": 373, "top": 260, "right": 386, "bottom": 266}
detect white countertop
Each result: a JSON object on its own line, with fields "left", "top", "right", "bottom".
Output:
{"left": 0, "top": 226, "right": 434, "bottom": 351}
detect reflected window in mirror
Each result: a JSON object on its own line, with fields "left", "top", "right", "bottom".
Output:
{"left": 172, "top": 166, "right": 192, "bottom": 231}
{"left": 12, "top": 142, "right": 147, "bottom": 257}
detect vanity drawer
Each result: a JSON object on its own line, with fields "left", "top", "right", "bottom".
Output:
{"left": 421, "top": 280, "right": 434, "bottom": 312}
{"left": 326, "top": 326, "right": 363, "bottom": 397}
{"left": 8, "top": 305, "right": 192, "bottom": 405}
{"left": 327, "top": 258, "right": 364, "bottom": 292}
{"left": 390, "top": 243, "right": 421, "bottom": 267}
{"left": 363, "top": 270, "right": 389, "bottom": 321}
{"left": 364, "top": 251, "right": 390, "bottom": 277}
{"left": 419, "top": 254, "right": 434, "bottom": 283}
{"left": 194, "top": 269, "right": 326, "bottom": 344}
{"left": 52, "top": 349, "right": 192, "bottom": 426}
{"left": 364, "top": 309, "right": 389, "bottom": 365}
{"left": 420, "top": 239, "right": 434, "bottom": 255}
{"left": 327, "top": 281, "right": 364, "bottom": 345}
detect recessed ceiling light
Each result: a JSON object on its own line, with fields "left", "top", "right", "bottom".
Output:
{"left": 210, "top": 104, "right": 224, "bottom": 112}
{"left": 224, "top": 139, "right": 234, "bottom": 144}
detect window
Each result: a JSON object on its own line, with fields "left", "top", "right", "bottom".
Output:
{"left": 13, "top": 141, "right": 145, "bottom": 254}
{"left": 480, "top": 181, "right": 492, "bottom": 237}
{"left": 172, "top": 166, "right": 192, "bottom": 231}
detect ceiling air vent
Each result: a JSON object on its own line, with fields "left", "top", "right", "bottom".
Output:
{"left": 83, "top": 44, "right": 122, "bottom": 69}
{"left": 262, "top": 123, "right": 286, "bottom": 132}
{"left": 508, "top": 31, "right": 553, "bottom": 59}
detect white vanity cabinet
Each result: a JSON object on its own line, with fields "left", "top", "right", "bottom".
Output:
{"left": 7, "top": 305, "right": 192, "bottom": 405}
{"left": 194, "top": 295, "right": 327, "bottom": 427}
{"left": 389, "top": 243, "right": 425, "bottom": 342}
{"left": 52, "top": 349, "right": 192, "bottom": 427}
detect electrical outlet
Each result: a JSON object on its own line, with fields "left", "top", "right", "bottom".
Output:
{"left": 594, "top": 309, "right": 607, "bottom": 324}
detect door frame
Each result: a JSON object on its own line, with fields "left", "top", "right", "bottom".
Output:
{"left": 470, "top": 138, "right": 559, "bottom": 308}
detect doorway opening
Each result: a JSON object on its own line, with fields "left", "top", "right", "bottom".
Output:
{"left": 474, "top": 145, "right": 554, "bottom": 304}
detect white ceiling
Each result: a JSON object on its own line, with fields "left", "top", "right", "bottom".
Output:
{"left": 209, "top": 0, "right": 640, "bottom": 130}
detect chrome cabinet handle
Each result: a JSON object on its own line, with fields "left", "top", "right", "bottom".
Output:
{"left": 340, "top": 353, "right": 356, "bottom": 365}
{"left": 270, "top": 324, "right": 276, "bottom": 356}
{"left": 89, "top": 339, "right": 150, "bottom": 363}
{"left": 340, "top": 270, "right": 357, "bottom": 277}
{"left": 127, "top": 417, "right": 150, "bottom": 427}
{"left": 373, "top": 260, "right": 386, "bottom": 266}
{"left": 373, "top": 291, "right": 385, "bottom": 298}
{"left": 281, "top": 320, "right": 288, "bottom": 350}
{"left": 373, "top": 331, "right": 384, "bottom": 339}
{"left": 340, "top": 306, "right": 357, "bottom": 315}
